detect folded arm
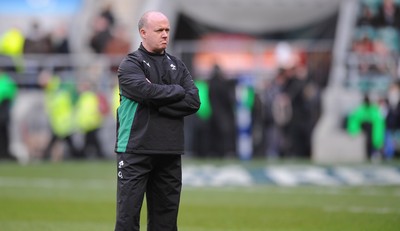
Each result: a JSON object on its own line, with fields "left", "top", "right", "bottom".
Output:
{"left": 158, "top": 65, "right": 200, "bottom": 117}
{"left": 118, "top": 58, "right": 185, "bottom": 107}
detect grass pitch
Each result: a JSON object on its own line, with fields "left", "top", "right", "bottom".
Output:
{"left": 0, "top": 160, "right": 399, "bottom": 231}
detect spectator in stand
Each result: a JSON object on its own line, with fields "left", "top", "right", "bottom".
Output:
{"left": 50, "top": 22, "right": 72, "bottom": 72}
{"left": 352, "top": 28, "right": 377, "bottom": 74}
{"left": 23, "top": 20, "right": 52, "bottom": 80}
{"left": 23, "top": 20, "right": 52, "bottom": 54}
{"left": 89, "top": 14, "right": 112, "bottom": 54}
{"left": 104, "top": 24, "right": 132, "bottom": 73}
{"left": 50, "top": 22, "right": 70, "bottom": 54}
{"left": 100, "top": 3, "right": 115, "bottom": 28}
{"left": 357, "top": 4, "right": 376, "bottom": 27}
{"left": 351, "top": 27, "right": 394, "bottom": 78}
{"left": 373, "top": 0, "right": 400, "bottom": 28}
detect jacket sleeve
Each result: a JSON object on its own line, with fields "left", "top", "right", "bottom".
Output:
{"left": 118, "top": 56, "right": 185, "bottom": 107}
{"left": 158, "top": 63, "right": 201, "bottom": 117}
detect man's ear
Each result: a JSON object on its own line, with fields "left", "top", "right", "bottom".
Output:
{"left": 140, "top": 29, "right": 146, "bottom": 39}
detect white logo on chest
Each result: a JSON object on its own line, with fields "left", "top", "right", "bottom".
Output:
{"left": 143, "top": 60, "right": 150, "bottom": 67}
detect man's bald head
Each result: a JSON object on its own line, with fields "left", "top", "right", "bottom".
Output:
{"left": 138, "top": 11, "right": 168, "bottom": 31}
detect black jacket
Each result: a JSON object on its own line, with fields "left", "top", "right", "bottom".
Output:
{"left": 115, "top": 44, "right": 200, "bottom": 155}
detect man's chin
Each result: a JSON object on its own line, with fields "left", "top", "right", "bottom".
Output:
{"left": 155, "top": 45, "right": 167, "bottom": 53}
{"left": 154, "top": 48, "right": 166, "bottom": 54}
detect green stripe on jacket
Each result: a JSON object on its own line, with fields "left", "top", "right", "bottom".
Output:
{"left": 116, "top": 95, "right": 138, "bottom": 152}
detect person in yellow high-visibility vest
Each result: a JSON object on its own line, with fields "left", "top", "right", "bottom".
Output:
{"left": 39, "top": 70, "right": 79, "bottom": 160}
{"left": 75, "top": 81, "right": 107, "bottom": 159}
{"left": 0, "top": 27, "right": 25, "bottom": 72}
{"left": 112, "top": 83, "right": 120, "bottom": 119}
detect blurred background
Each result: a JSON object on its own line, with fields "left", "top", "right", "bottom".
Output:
{"left": 1, "top": 0, "right": 400, "bottom": 165}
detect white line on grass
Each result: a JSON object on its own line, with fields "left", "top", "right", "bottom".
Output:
{"left": 324, "top": 206, "right": 400, "bottom": 214}
{"left": 184, "top": 185, "right": 400, "bottom": 197}
{"left": 0, "top": 177, "right": 110, "bottom": 189}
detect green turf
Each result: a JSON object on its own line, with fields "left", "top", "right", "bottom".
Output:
{"left": 0, "top": 160, "right": 399, "bottom": 231}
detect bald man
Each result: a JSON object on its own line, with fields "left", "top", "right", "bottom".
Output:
{"left": 114, "top": 11, "right": 200, "bottom": 231}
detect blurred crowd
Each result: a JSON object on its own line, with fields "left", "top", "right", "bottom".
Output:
{"left": 345, "top": 0, "right": 400, "bottom": 161}
{"left": 0, "top": 5, "right": 127, "bottom": 162}
{"left": 188, "top": 60, "right": 321, "bottom": 161}
{"left": 349, "top": 0, "right": 400, "bottom": 89}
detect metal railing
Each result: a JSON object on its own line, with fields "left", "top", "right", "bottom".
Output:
{"left": 0, "top": 53, "right": 125, "bottom": 89}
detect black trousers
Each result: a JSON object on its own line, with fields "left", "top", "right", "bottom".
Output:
{"left": 81, "top": 129, "right": 105, "bottom": 158}
{"left": 0, "top": 124, "right": 11, "bottom": 158}
{"left": 43, "top": 133, "right": 80, "bottom": 159}
{"left": 0, "top": 100, "right": 12, "bottom": 159}
{"left": 115, "top": 153, "right": 182, "bottom": 231}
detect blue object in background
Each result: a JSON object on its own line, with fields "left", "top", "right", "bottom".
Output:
{"left": 235, "top": 74, "right": 255, "bottom": 161}
{"left": 0, "top": 0, "right": 82, "bottom": 15}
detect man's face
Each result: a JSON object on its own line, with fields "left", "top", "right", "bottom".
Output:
{"left": 141, "top": 13, "right": 170, "bottom": 54}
